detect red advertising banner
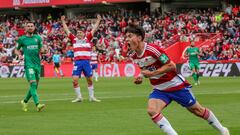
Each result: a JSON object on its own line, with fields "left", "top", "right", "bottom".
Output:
{"left": 44, "top": 63, "right": 141, "bottom": 77}
{"left": 0, "top": 0, "right": 142, "bottom": 8}
{"left": 165, "top": 33, "right": 221, "bottom": 64}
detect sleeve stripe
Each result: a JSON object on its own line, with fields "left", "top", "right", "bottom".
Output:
{"left": 147, "top": 45, "right": 161, "bottom": 57}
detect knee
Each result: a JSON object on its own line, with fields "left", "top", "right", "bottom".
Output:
{"left": 72, "top": 79, "right": 79, "bottom": 88}
{"left": 30, "top": 82, "right": 37, "bottom": 95}
{"left": 30, "top": 82, "right": 37, "bottom": 88}
{"left": 190, "top": 106, "right": 205, "bottom": 117}
{"left": 86, "top": 78, "right": 93, "bottom": 85}
{"left": 147, "top": 106, "right": 159, "bottom": 117}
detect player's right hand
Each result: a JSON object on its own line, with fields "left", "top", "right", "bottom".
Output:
{"left": 134, "top": 76, "right": 142, "bottom": 85}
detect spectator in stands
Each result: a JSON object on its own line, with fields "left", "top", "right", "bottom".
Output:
{"left": 207, "top": 51, "right": 217, "bottom": 60}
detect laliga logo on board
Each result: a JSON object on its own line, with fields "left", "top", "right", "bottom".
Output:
{"left": 124, "top": 64, "right": 135, "bottom": 77}
{"left": 0, "top": 66, "right": 10, "bottom": 78}
{"left": 180, "top": 63, "right": 192, "bottom": 77}
{"left": 13, "top": 0, "right": 50, "bottom": 6}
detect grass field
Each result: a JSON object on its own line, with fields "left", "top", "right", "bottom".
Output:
{"left": 0, "top": 77, "right": 239, "bottom": 135}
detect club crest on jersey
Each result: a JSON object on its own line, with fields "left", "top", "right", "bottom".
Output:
{"left": 34, "top": 38, "right": 38, "bottom": 43}
{"left": 134, "top": 56, "right": 156, "bottom": 68}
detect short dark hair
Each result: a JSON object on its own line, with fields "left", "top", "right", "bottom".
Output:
{"left": 125, "top": 24, "right": 145, "bottom": 41}
{"left": 79, "top": 26, "right": 86, "bottom": 31}
{"left": 26, "top": 21, "right": 35, "bottom": 25}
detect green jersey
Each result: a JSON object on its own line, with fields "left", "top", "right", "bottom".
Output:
{"left": 17, "top": 34, "right": 42, "bottom": 68}
{"left": 186, "top": 47, "right": 200, "bottom": 63}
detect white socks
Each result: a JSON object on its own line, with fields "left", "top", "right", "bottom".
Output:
{"left": 74, "top": 85, "right": 95, "bottom": 99}
{"left": 150, "top": 109, "right": 227, "bottom": 135}
{"left": 152, "top": 113, "right": 178, "bottom": 135}
{"left": 93, "top": 70, "right": 98, "bottom": 81}
{"left": 88, "top": 85, "right": 94, "bottom": 98}
{"left": 202, "top": 108, "right": 226, "bottom": 133}
{"left": 74, "top": 87, "right": 82, "bottom": 98}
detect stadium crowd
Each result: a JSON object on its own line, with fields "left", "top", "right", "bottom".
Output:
{"left": 0, "top": 5, "right": 239, "bottom": 65}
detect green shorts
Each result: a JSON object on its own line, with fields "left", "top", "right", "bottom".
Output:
{"left": 189, "top": 62, "right": 200, "bottom": 70}
{"left": 25, "top": 67, "right": 41, "bottom": 81}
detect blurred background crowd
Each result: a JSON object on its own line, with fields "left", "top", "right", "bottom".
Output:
{"left": 0, "top": 4, "right": 239, "bottom": 65}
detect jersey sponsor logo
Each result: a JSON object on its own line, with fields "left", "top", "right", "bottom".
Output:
{"left": 134, "top": 56, "right": 156, "bottom": 68}
{"left": 27, "top": 45, "right": 38, "bottom": 50}
{"left": 190, "top": 52, "right": 197, "bottom": 55}
{"left": 76, "top": 40, "right": 86, "bottom": 44}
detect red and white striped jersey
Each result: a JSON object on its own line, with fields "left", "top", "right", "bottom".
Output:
{"left": 130, "top": 43, "right": 190, "bottom": 91}
{"left": 68, "top": 33, "right": 93, "bottom": 61}
{"left": 91, "top": 51, "right": 98, "bottom": 64}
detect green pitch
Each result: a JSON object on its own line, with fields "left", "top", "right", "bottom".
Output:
{"left": 0, "top": 77, "right": 239, "bottom": 135}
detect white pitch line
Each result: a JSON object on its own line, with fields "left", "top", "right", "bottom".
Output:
{"left": 194, "top": 91, "right": 240, "bottom": 95}
{"left": 1, "top": 90, "right": 240, "bottom": 104}
{"left": 1, "top": 90, "right": 240, "bottom": 99}
{"left": 0, "top": 95, "right": 146, "bottom": 104}
{"left": 0, "top": 91, "right": 148, "bottom": 98}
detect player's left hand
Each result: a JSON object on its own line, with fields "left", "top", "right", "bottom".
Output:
{"left": 134, "top": 76, "right": 142, "bottom": 84}
{"left": 141, "top": 70, "right": 154, "bottom": 78}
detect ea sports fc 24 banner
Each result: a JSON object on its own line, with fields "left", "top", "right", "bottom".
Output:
{"left": 177, "top": 62, "right": 240, "bottom": 77}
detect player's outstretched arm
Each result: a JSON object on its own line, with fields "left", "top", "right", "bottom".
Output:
{"left": 61, "top": 16, "right": 71, "bottom": 36}
{"left": 91, "top": 14, "right": 101, "bottom": 35}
